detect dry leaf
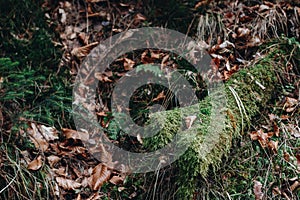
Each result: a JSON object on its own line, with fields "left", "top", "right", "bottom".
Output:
{"left": 129, "top": 191, "right": 137, "bottom": 199}
{"left": 89, "top": 164, "right": 111, "bottom": 190}
{"left": 284, "top": 97, "right": 298, "bottom": 112}
{"left": 109, "top": 174, "right": 125, "bottom": 185}
{"left": 255, "top": 129, "right": 270, "bottom": 148}
{"left": 195, "top": 0, "right": 211, "bottom": 9}
{"left": 249, "top": 131, "right": 259, "bottom": 140}
{"left": 123, "top": 58, "right": 135, "bottom": 70}
{"left": 253, "top": 180, "right": 264, "bottom": 200}
{"left": 161, "top": 54, "right": 170, "bottom": 67}
{"left": 47, "top": 155, "right": 61, "bottom": 167}
{"left": 267, "top": 140, "right": 278, "bottom": 154}
{"left": 56, "top": 177, "right": 81, "bottom": 190}
{"left": 286, "top": 124, "right": 300, "bottom": 138}
{"left": 95, "top": 72, "right": 113, "bottom": 82}
{"left": 62, "top": 128, "right": 90, "bottom": 141}
{"left": 53, "top": 167, "right": 67, "bottom": 177}
{"left": 134, "top": 13, "right": 146, "bottom": 21}
{"left": 237, "top": 27, "right": 250, "bottom": 38}
{"left": 152, "top": 91, "right": 165, "bottom": 102}
{"left": 71, "top": 42, "right": 99, "bottom": 58}
{"left": 27, "top": 155, "right": 43, "bottom": 170}
{"left": 150, "top": 50, "right": 161, "bottom": 59}
{"left": 185, "top": 115, "right": 197, "bottom": 129}
{"left": 78, "top": 32, "right": 88, "bottom": 45}
{"left": 28, "top": 123, "right": 49, "bottom": 151}
{"left": 40, "top": 125, "right": 59, "bottom": 141}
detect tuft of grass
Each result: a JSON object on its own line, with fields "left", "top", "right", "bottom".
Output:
{"left": 0, "top": 0, "right": 72, "bottom": 199}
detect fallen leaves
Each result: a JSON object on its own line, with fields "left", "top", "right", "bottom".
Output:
{"left": 27, "top": 123, "right": 58, "bottom": 152}
{"left": 56, "top": 177, "right": 81, "bottom": 190}
{"left": 283, "top": 97, "right": 299, "bottom": 112}
{"left": 22, "top": 122, "right": 126, "bottom": 198}
{"left": 250, "top": 128, "right": 280, "bottom": 154}
{"left": 62, "top": 128, "right": 90, "bottom": 141}
{"left": 71, "top": 42, "right": 99, "bottom": 59}
{"left": 27, "top": 155, "right": 43, "bottom": 170}
{"left": 89, "top": 164, "right": 112, "bottom": 190}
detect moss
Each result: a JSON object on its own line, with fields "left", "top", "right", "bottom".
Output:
{"left": 142, "top": 48, "right": 286, "bottom": 198}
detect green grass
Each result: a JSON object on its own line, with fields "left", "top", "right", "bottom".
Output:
{"left": 0, "top": 0, "right": 72, "bottom": 199}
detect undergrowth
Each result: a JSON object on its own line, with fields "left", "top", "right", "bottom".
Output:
{"left": 0, "top": 0, "right": 71, "bottom": 199}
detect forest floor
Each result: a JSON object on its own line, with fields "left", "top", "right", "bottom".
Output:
{"left": 0, "top": 0, "right": 299, "bottom": 199}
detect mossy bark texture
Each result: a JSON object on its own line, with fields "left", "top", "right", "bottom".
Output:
{"left": 144, "top": 56, "right": 279, "bottom": 198}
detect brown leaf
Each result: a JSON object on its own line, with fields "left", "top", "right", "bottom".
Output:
{"left": 78, "top": 32, "right": 89, "bottom": 45}
{"left": 47, "top": 155, "right": 61, "bottom": 168}
{"left": 109, "top": 174, "right": 125, "bottom": 185}
{"left": 123, "top": 58, "right": 135, "bottom": 71}
{"left": 27, "top": 155, "right": 43, "bottom": 170}
{"left": 284, "top": 97, "right": 298, "bottom": 112}
{"left": 95, "top": 72, "right": 113, "bottom": 82}
{"left": 71, "top": 42, "right": 99, "bottom": 58}
{"left": 150, "top": 50, "right": 161, "bottom": 59}
{"left": 28, "top": 123, "right": 50, "bottom": 151}
{"left": 287, "top": 124, "right": 300, "bottom": 138}
{"left": 247, "top": 36, "right": 262, "bottom": 47}
{"left": 40, "top": 125, "right": 59, "bottom": 141}
{"left": 185, "top": 115, "right": 197, "bottom": 130}
{"left": 257, "top": 129, "right": 270, "bottom": 148}
{"left": 56, "top": 177, "right": 81, "bottom": 190}
{"left": 253, "top": 180, "right": 264, "bottom": 200}
{"left": 267, "top": 140, "right": 278, "bottom": 154}
{"left": 96, "top": 111, "right": 108, "bottom": 116}
{"left": 89, "top": 164, "right": 111, "bottom": 190}
{"left": 194, "top": 0, "right": 211, "bottom": 9}
{"left": 237, "top": 27, "right": 250, "bottom": 38}
{"left": 161, "top": 54, "right": 170, "bottom": 67}
{"left": 62, "top": 128, "right": 90, "bottom": 141}
{"left": 53, "top": 167, "right": 67, "bottom": 177}
{"left": 134, "top": 13, "right": 146, "bottom": 21}
{"left": 249, "top": 131, "right": 259, "bottom": 140}
{"left": 152, "top": 91, "right": 165, "bottom": 102}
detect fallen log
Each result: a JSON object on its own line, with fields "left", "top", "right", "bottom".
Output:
{"left": 143, "top": 39, "right": 299, "bottom": 199}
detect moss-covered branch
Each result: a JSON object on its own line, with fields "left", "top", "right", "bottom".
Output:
{"left": 143, "top": 39, "right": 299, "bottom": 198}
